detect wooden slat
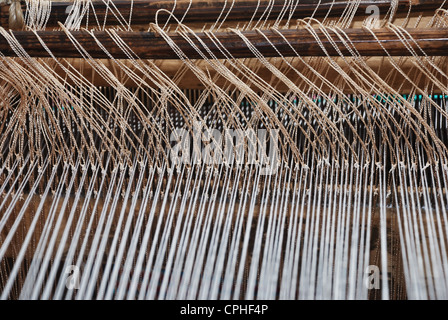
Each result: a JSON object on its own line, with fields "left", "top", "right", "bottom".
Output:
{"left": 1, "top": 0, "right": 446, "bottom": 28}
{"left": 0, "top": 28, "right": 447, "bottom": 59}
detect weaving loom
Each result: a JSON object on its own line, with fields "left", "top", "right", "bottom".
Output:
{"left": 0, "top": 0, "right": 448, "bottom": 300}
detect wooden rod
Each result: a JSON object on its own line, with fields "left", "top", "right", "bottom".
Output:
{"left": 1, "top": 0, "right": 446, "bottom": 28}
{"left": 0, "top": 28, "right": 447, "bottom": 59}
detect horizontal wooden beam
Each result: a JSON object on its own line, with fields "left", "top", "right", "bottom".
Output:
{"left": 0, "top": 28, "right": 447, "bottom": 59}
{"left": 1, "top": 0, "right": 446, "bottom": 28}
